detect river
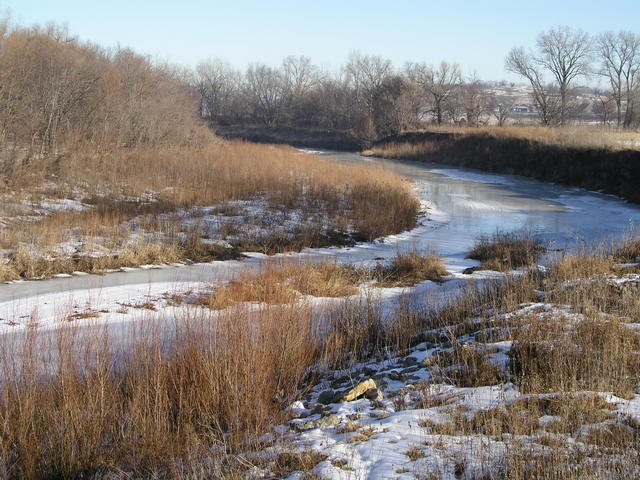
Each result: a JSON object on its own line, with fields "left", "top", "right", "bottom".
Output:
{"left": 2, "top": 150, "right": 640, "bottom": 328}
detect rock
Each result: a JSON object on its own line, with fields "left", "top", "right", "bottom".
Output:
{"left": 316, "top": 414, "right": 342, "bottom": 428}
{"left": 401, "top": 366, "right": 420, "bottom": 374}
{"left": 363, "top": 366, "right": 377, "bottom": 376}
{"left": 401, "top": 356, "right": 419, "bottom": 367}
{"left": 331, "top": 375, "right": 350, "bottom": 388}
{"left": 332, "top": 389, "right": 348, "bottom": 403}
{"left": 364, "top": 388, "right": 382, "bottom": 401}
{"left": 340, "top": 379, "right": 377, "bottom": 402}
{"left": 387, "top": 371, "right": 403, "bottom": 381}
{"left": 369, "top": 410, "right": 389, "bottom": 419}
{"left": 317, "top": 389, "right": 335, "bottom": 405}
{"left": 293, "top": 413, "right": 341, "bottom": 432}
{"left": 311, "top": 403, "right": 330, "bottom": 415}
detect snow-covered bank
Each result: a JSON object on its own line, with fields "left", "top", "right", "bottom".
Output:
{"left": 261, "top": 272, "right": 640, "bottom": 480}
{"left": 0, "top": 198, "right": 455, "bottom": 333}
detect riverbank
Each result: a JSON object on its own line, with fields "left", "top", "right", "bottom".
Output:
{"left": 364, "top": 129, "right": 640, "bottom": 203}
{"left": 0, "top": 142, "right": 419, "bottom": 282}
{"left": 3, "top": 234, "right": 640, "bottom": 479}
{"left": 216, "top": 125, "right": 363, "bottom": 151}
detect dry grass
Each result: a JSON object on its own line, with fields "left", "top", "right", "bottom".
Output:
{"left": 191, "top": 261, "right": 364, "bottom": 310}
{"left": 373, "top": 251, "right": 448, "bottom": 286}
{"left": 510, "top": 312, "right": 640, "bottom": 399}
{"left": 467, "top": 231, "right": 544, "bottom": 271}
{"left": 614, "top": 235, "right": 640, "bottom": 262}
{"left": 0, "top": 305, "right": 324, "bottom": 478}
{"left": 0, "top": 276, "right": 439, "bottom": 479}
{"left": 190, "top": 252, "right": 448, "bottom": 311}
{"left": 501, "top": 441, "right": 637, "bottom": 480}
{"left": 0, "top": 141, "right": 419, "bottom": 280}
{"left": 431, "top": 343, "right": 505, "bottom": 388}
{"left": 3, "top": 235, "right": 640, "bottom": 477}
{"left": 366, "top": 125, "right": 640, "bottom": 154}
{"left": 271, "top": 450, "right": 327, "bottom": 478}
{"left": 549, "top": 254, "right": 617, "bottom": 281}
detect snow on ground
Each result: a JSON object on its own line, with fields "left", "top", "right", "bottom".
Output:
{"left": 0, "top": 190, "right": 463, "bottom": 333}
{"left": 268, "top": 298, "right": 640, "bottom": 480}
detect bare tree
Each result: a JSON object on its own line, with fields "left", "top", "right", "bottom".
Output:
{"left": 280, "top": 55, "right": 320, "bottom": 124}
{"left": 281, "top": 56, "right": 319, "bottom": 99}
{"left": 592, "top": 89, "right": 617, "bottom": 125}
{"left": 506, "top": 47, "right": 561, "bottom": 125}
{"left": 460, "top": 74, "right": 490, "bottom": 126}
{"left": 535, "top": 26, "right": 593, "bottom": 124}
{"left": 490, "top": 95, "right": 515, "bottom": 126}
{"left": 195, "top": 58, "right": 241, "bottom": 122}
{"left": 406, "top": 61, "right": 461, "bottom": 124}
{"left": 597, "top": 31, "right": 640, "bottom": 128}
{"left": 345, "top": 52, "right": 393, "bottom": 141}
{"left": 245, "top": 63, "right": 285, "bottom": 127}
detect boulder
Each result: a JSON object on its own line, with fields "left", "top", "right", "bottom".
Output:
{"left": 364, "top": 388, "right": 382, "bottom": 401}
{"left": 293, "top": 413, "right": 341, "bottom": 432}
{"left": 317, "top": 389, "right": 335, "bottom": 405}
{"left": 340, "top": 378, "right": 377, "bottom": 402}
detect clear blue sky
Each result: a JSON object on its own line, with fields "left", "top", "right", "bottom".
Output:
{"left": 2, "top": 0, "right": 639, "bottom": 81}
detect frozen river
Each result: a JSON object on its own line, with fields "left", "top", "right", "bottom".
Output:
{"left": 2, "top": 150, "right": 640, "bottom": 329}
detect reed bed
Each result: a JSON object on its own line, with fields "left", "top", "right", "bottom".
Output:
{"left": 0, "top": 141, "right": 420, "bottom": 281}
{"left": 366, "top": 125, "right": 640, "bottom": 155}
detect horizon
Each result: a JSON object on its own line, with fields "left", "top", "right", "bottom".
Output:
{"left": 3, "top": 0, "right": 640, "bottom": 85}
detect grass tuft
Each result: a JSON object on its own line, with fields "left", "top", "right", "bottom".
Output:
{"left": 467, "top": 231, "right": 544, "bottom": 271}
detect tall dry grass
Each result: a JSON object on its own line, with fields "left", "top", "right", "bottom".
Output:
{"left": 0, "top": 305, "right": 324, "bottom": 479}
{"left": 367, "top": 125, "right": 640, "bottom": 154}
{"left": 4, "top": 234, "right": 640, "bottom": 478}
{"left": 0, "top": 141, "right": 419, "bottom": 280}
{"left": 467, "top": 231, "right": 544, "bottom": 271}
{"left": 364, "top": 126, "right": 640, "bottom": 204}
{"left": 0, "top": 284, "right": 447, "bottom": 479}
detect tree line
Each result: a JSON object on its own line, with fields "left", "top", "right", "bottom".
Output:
{"left": 1, "top": 19, "right": 638, "bottom": 165}
{"left": 197, "top": 26, "right": 640, "bottom": 141}
{"left": 0, "top": 18, "right": 206, "bottom": 165}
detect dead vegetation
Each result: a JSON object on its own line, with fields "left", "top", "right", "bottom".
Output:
{"left": 2, "top": 233, "right": 640, "bottom": 478}
{"left": 364, "top": 126, "right": 640, "bottom": 204}
{"left": 372, "top": 251, "right": 448, "bottom": 286}
{"left": 0, "top": 142, "right": 420, "bottom": 281}
{"left": 187, "top": 252, "right": 448, "bottom": 310}
{"left": 409, "top": 247, "right": 640, "bottom": 478}
{"left": 0, "top": 21, "right": 420, "bottom": 282}
{"left": 511, "top": 314, "right": 640, "bottom": 397}
{"left": 366, "top": 125, "right": 640, "bottom": 155}
{"left": 467, "top": 231, "right": 544, "bottom": 271}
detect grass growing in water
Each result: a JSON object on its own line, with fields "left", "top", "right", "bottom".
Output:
{"left": 467, "top": 231, "right": 544, "bottom": 271}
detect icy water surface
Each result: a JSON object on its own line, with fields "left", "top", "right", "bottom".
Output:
{"left": 326, "top": 150, "right": 640, "bottom": 257}
{"left": 2, "top": 150, "right": 640, "bottom": 308}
